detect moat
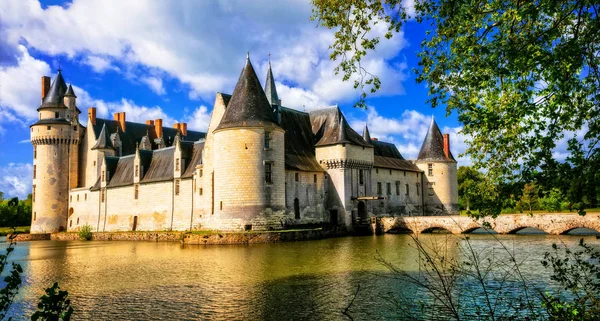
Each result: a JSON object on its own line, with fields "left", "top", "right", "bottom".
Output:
{"left": 6, "top": 232, "right": 600, "bottom": 320}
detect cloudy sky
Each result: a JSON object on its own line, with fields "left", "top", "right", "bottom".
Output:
{"left": 0, "top": 0, "right": 469, "bottom": 198}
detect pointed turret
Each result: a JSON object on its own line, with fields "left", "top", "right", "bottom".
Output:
{"left": 39, "top": 70, "right": 68, "bottom": 109}
{"left": 417, "top": 117, "right": 455, "bottom": 161}
{"left": 216, "top": 55, "right": 280, "bottom": 130}
{"left": 92, "top": 123, "right": 115, "bottom": 150}
{"left": 362, "top": 124, "right": 372, "bottom": 144}
{"left": 264, "top": 59, "right": 281, "bottom": 123}
{"left": 64, "top": 84, "right": 76, "bottom": 97}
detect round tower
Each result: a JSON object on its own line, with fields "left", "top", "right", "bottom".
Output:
{"left": 30, "top": 71, "right": 80, "bottom": 233}
{"left": 212, "top": 55, "right": 285, "bottom": 229}
{"left": 415, "top": 118, "right": 458, "bottom": 215}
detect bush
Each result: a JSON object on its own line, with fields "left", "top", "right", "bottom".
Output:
{"left": 78, "top": 224, "right": 93, "bottom": 241}
{"left": 539, "top": 188, "right": 567, "bottom": 212}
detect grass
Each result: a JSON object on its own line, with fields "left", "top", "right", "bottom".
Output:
{"left": 0, "top": 226, "right": 30, "bottom": 236}
{"left": 460, "top": 208, "right": 600, "bottom": 216}
{"left": 188, "top": 227, "right": 323, "bottom": 235}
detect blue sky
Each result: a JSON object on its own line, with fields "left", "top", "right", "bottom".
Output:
{"left": 0, "top": 0, "right": 467, "bottom": 198}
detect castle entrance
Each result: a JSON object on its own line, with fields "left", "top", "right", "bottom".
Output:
{"left": 358, "top": 201, "right": 367, "bottom": 220}
{"left": 132, "top": 216, "right": 138, "bottom": 231}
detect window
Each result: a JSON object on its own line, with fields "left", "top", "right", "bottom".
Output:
{"left": 77, "top": 194, "right": 79, "bottom": 201}
{"left": 199, "top": 188, "right": 203, "bottom": 196}
{"left": 428, "top": 183, "right": 435, "bottom": 196}
{"left": 33, "top": 185, "right": 36, "bottom": 202}
{"left": 294, "top": 198, "right": 300, "bottom": 219}
{"left": 55, "top": 112, "right": 59, "bottom": 118}
{"left": 70, "top": 195, "right": 72, "bottom": 202}
{"left": 85, "top": 193, "right": 87, "bottom": 200}
{"left": 175, "top": 180, "right": 180, "bottom": 195}
{"left": 200, "top": 169, "right": 203, "bottom": 177}
{"left": 359, "top": 170, "right": 364, "bottom": 185}
{"left": 295, "top": 173, "right": 299, "bottom": 182}
{"left": 34, "top": 147, "right": 36, "bottom": 159}
{"left": 387, "top": 183, "right": 391, "bottom": 195}
{"left": 220, "top": 201, "right": 223, "bottom": 210}
{"left": 93, "top": 161, "right": 96, "bottom": 166}
{"left": 102, "top": 171, "right": 105, "bottom": 182}
{"left": 101, "top": 189, "right": 105, "bottom": 203}
{"left": 428, "top": 163, "right": 433, "bottom": 176}
{"left": 34, "top": 212, "right": 37, "bottom": 221}
{"left": 377, "top": 182, "right": 382, "bottom": 196}
{"left": 314, "top": 174, "right": 317, "bottom": 183}
{"left": 376, "top": 168, "right": 379, "bottom": 174}
{"left": 77, "top": 218, "right": 79, "bottom": 225}
{"left": 403, "top": 171, "right": 406, "bottom": 177}
{"left": 74, "top": 126, "right": 78, "bottom": 131}
{"left": 47, "top": 126, "right": 51, "bottom": 131}
{"left": 70, "top": 220, "right": 72, "bottom": 227}
{"left": 265, "top": 163, "right": 272, "bottom": 184}
{"left": 396, "top": 182, "right": 400, "bottom": 195}
{"left": 416, "top": 184, "right": 420, "bottom": 196}
{"left": 405, "top": 184, "right": 410, "bottom": 196}
{"left": 135, "top": 185, "right": 139, "bottom": 199}
{"left": 33, "top": 165, "right": 36, "bottom": 179}
{"left": 264, "top": 132, "right": 271, "bottom": 149}
{"left": 175, "top": 158, "right": 180, "bottom": 171}
{"left": 389, "top": 169, "right": 392, "bottom": 175}
{"left": 135, "top": 165, "right": 139, "bottom": 177}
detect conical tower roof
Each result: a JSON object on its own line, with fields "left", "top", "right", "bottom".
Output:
{"left": 39, "top": 70, "right": 68, "bottom": 109}
{"left": 216, "top": 55, "right": 280, "bottom": 131}
{"left": 91, "top": 123, "right": 115, "bottom": 150}
{"left": 265, "top": 61, "right": 279, "bottom": 107}
{"left": 417, "top": 117, "right": 455, "bottom": 161}
{"left": 64, "top": 84, "right": 77, "bottom": 97}
{"left": 362, "top": 124, "right": 372, "bottom": 143}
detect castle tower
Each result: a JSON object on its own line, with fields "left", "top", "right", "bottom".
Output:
{"left": 264, "top": 58, "right": 281, "bottom": 124}
{"left": 30, "top": 70, "right": 81, "bottom": 233}
{"left": 212, "top": 55, "right": 285, "bottom": 229}
{"left": 362, "top": 124, "right": 372, "bottom": 143}
{"left": 415, "top": 117, "right": 458, "bottom": 215}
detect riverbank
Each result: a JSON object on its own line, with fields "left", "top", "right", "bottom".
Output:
{"left": 12, "top": 227, "right": 349, "bottom": 245}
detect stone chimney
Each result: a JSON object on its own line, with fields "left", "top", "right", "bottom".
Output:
{"left": 145, "top": 120, "right": 154, "bottom": 126}
{"left": 180, "top": 122, "right": 187, "bottom": 136}
{"left": 88, "top": 107, "right": 97, "bottom": 126}
{"left": 113, "top": 112, "right": 126, "bottom": 132}
{"left": 155, "top": 119, "right": 163, "bottom": 138}
{"left": 443, "top": 133, "right": 450, "bottom": 159}
{"left": 41, "top": 76, "right": 50, "bottom": 99}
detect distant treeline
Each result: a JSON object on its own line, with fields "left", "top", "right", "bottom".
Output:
{"left": 0, "top": 192, "right": 32, "bottom": 227}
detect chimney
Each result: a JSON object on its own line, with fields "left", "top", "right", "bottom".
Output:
{"left": 113, "top": 112, "right": 126, "bottom": 132}
{"left": 155, "top": 119, "right": 163, "bottom": 138}
{"left": 443, "top": 134, "right": 450, "bottom": 158}
{"left": 372, "top": 138, "right": 378, "bottom": 141}
{"left": 41, "top": 76, "right": 50, "bottom": 99}
{"left": 173, "top": 123, "right": 180, "bottom": 132}
{"left": 145, "top": 120, "right": 155, "bottom": 126}
{"left": 88, "top": 107, "right": 97, "bottom": 126}
{"left": 180, "top": 122, "right": 187, "bottom": 136}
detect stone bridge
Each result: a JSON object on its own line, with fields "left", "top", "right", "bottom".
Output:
{"left": 379, "top": 213, "right": 600, "bottom": 235}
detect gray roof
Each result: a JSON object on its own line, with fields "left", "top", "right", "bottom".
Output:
{"left": 107, "top": 156, "right": 134, "bottom": 188}
{"left": 64, "top": 84, "right": 76, "bottom": 97}
{"left": 374, "top": 156, "right": 421, "bottom": 172}
{"left": 216, "top": 57, "right": 280, "bottom": 130}
{"left": 372, "top": 140, "right": 404, "bottom": 159}
{"left": 265, "top": 61, "right": 279, "bottom": 107}
{"left": 417, "top": 118, "right": 456, "bottom": 162}
{"left": 91, "top": 123, "right": 115, "bottom": 150}
{"left": 362, "top": 125, "right": 372, "bottom": 144}
{"left": 39, "top": 70, "right": 68, "bottom": 109}
{"left": 182, "top": 141, "right": 205, "bottom": 178}
{"left": 30, "top": 118, "right": 71, "bottom": 126}
{"left": 92, "top": 118, "right": 205, "bottom": 156}
{"left": 140, "top": 147, "right": 174, "bottom": 183}
{"left": 309, "top": 106, "right": 371, "bottom": 147}
{"left": 280, "top": 107, "right": 324, "bottom": 172}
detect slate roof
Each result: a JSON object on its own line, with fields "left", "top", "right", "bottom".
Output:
{"left": 92, "top": 118, "right": 205, "bottom": 156}
{"left": 372, "top": 140, "right": 404, "bottom": 159}
{"left": 140, "top": 147, "right": 174, "bottom": 183}
{"left": 216, "top": 57, "right": 280, "bottom": 130}
{"left": 280, "top": 107, "right": 324, "bottom": 172}
{"left": 64, "top": 84, "right": 76, "bottom": 97}
{"left": 309, "top": 107, "right": 371, "bottom": 147}
{"left": 362, "top": 125, "right": 372, "bottom": 144}
{"left": 39, "top": 70, "right": 68, "bottom": 110}
{"left": 107, "top": 155, "right": 134, "bottom": 188}
{"left": 30, "top": 118, "right": 71, "bottom": 126}
{"left": 417, "top": 118, "right": 456, "bottom": 162}
{"left": 370, "top": 139, "right": 421, "bottom": 172}
{"left": 91, "top": 123, "right": 115, "bottom": 150}
{"left": 182, "top": 141, "right": 205, "bottom": 178}
{"left": 265, "top": 61, "right": 279, "bottom": 107}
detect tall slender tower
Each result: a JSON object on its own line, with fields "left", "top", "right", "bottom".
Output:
{"left": 30, "top": 70, "right": 81, "bottom": 233}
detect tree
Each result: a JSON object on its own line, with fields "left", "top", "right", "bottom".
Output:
{"left": 520, "top": 183, "right": 540, "bottom": 213}
{"left": 311, "top": 0, "right": 600, "bottom": 212}
{"left": 457, "top": 166, "right": 484, "bottom": 211}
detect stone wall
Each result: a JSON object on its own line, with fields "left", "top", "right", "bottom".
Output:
{"left": 415, "top": 161, "right": 458, "bottom": 215}
{"left": 284, "top": 171, "right": 327, "bottom": 225}
{"left": 371, "top": 167, "right": 423, "bottom": 216}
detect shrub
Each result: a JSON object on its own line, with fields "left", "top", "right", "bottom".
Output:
{"left": 78, "top": 224, "right": 93, "bottom": 241}
{"left": 539, "top": 188, "right": 567, "bottom": 212}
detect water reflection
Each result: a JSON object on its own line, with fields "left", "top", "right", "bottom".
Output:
{"left": 5, "top": 234, "right": 599, "bottom": 320}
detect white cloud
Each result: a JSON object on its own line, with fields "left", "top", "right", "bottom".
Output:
{"left": 0, "top": 163, "right": 32, "bottom": 199}
{"left": 184, "top": 105, "right": 212, "bottom": 132}
{"left": 140, "top": 76, "right": 166, "bottom": 95}
{"left": 84, "top": 55, "right": 118, "bottom": 73}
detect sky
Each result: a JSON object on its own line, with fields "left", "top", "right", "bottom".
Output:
{"left": 0, "top": 0, "right": 469, "bottom": 199}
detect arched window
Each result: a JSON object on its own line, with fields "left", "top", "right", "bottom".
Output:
{"left": 294, "top": 198, "right": 300, "bottom": 219}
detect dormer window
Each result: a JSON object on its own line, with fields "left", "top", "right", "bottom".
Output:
{"left": 428, "top": 163, "right": 433, "bottom": 176}
{"left": 55, "top": 112, "right": 59, "bottom": 118}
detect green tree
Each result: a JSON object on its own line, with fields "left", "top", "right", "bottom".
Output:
{"left": 457, "top": 166, "right": 484, "bottom": 211}
{"left": 539, "top": 188, "right": 568, "bottom": 212}
{"left": 520, "top": 183, "right": 540, "bottom": 213}
{"left": 312, "top": 0, "right": 600, "bottom": 212}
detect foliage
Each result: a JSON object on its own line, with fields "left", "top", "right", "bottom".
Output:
{"left": 539, "top": 188, "right": 569, "bottom": 212}
{"left": 311, "top": 0, "right": 600, "bottom": 212}
{"left": 540, "top": 239, "right": 600, "bottom": 320}
{"left": 457, "top": 166, "right": 484, "bottom": 211}
{"left": 0, "top": 195, "right": 32, "bottom": 227}
{"left": 78, "top": 225, "right": 93, "bottom": 241}
{"left": 0, "top": 230, "right": 23, "bottom": 321}
{"left": 520, "top": 183, "right": 540, "bottom": 213}
{"left": 31, "top": 283, "right": 74, "bottom": 321}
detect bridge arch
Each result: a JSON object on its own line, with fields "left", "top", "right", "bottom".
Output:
{"left": 461, "top": 227, "right": 497, "bottom": 234}
{"left": 421, "top": 226, "right": 453, "bottom": 234}
{"left": 557, "top": 226, "right": 600, "bottom": 235}
{"left": 506, "top": 226, "right": 548, "bottom": 234}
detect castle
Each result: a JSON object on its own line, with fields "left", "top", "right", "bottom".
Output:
{"left": 30, "top": 55, "right": 458, "bottom": 234}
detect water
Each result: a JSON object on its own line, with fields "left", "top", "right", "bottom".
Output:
{"left": 5, "top": 232, "right": 600, "bottom": 320}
